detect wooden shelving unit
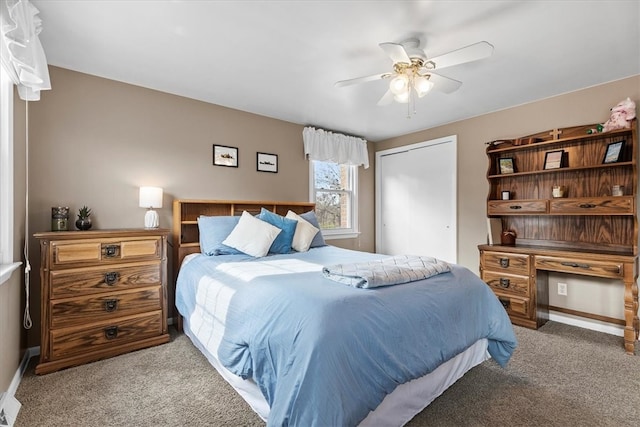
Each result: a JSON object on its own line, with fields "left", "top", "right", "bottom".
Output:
{"left": 478, "top": 120, "right": 639, "bottom": 354}
{"left": 485, "top": 121, "right": 637, "bottom": 254}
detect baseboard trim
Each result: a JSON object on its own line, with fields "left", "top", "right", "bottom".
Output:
{"left": 548, "top": 311, "right": 625, "bottom": 337}
{"left": 0, "top": 346, "right": 38, "bottom": 426}
{"left": 8, "top": 346, "right": 38, "bottom": 397}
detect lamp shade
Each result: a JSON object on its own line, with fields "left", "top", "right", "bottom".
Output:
{"left": 389, "top": 74, "right": 409, "bottom": 95}
{"left": 139, "top": 186, "right": 163, "bottom": 209}
{"left": 414, "top": 76, "right": 434, "bottom": 97}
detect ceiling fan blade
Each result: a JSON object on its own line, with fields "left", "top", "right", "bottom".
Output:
{"left": 427, "top": 41, "right": 494, "bottom": 70}
{"left": 377, "top": 89, "right": 395, "bottom": 106}
{"left": 335, "top": 73, "right": 388, "bottom": 87}
{"left": 429, "top": 73, "right": 462, "bottom": 94}
{"left": 379, "top": 42, "right": 411, "bottom": 64}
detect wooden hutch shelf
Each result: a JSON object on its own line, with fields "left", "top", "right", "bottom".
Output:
{"left": 479, "top": 120, "right": 638, "bottom": 355}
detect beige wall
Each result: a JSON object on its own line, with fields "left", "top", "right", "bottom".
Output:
{"left": 12, "top": 65, "right": 639, "bottom": 352}
{"left": 24, "top": 66, "right": 373, "bottom": 347}
{"left": 376, "top": 75, "right": 640, "bottom": 322}
{"left": 0, "top": 88, "right": 27, "bottom": 392}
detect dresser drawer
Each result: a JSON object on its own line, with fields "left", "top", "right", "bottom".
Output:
{"left": 51, "top": 236, "right": 162, "bottom": 267}
{"left": 549, "top": 197, "right": 634, "bottom": 215}
{"left": 535, "top": 256, "right": 623, "bottom": 279}
{"left": 482, "top": 251, "right": 530, "bottom": 276}
{"left": 50, "top": 261, "right": 161, "bottom": 298}
{"left": 494, "top": 293, "right": 529, "bottom": 318}
{"left": 487, "top": 200, "right": 547, "bottom": 215}
{"left": 50, "top": 311, "right": 163, "bottom": 360}
{"left": 482, "top": 271, "right": 529, "bottom": 296}
{"left": 50, "top": 287, "right": 162, "bottom": 329}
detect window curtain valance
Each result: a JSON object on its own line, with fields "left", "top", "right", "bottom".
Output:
{"left": 1, "top": 0, "right": 51, "bottom": 100}
{"left": 303, "top": 127, "right": 369, "bottom": 169}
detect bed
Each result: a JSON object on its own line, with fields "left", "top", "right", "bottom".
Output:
{"left": 172, "top": 199, "right": 517, "bottom": 426}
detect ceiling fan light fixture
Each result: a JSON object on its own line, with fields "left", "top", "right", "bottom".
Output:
{"left": 389, "top": 74, "right": 409, "bottom": 95}
{"left": 414, "top": 76, "right": 434, "bottom": 97}
{"left": 335, "top": 39, "right": 493, "bottom": 116}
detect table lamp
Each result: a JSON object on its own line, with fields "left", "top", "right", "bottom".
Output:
{"left": 139, "top": 186, "right": 163, "bottom": 228}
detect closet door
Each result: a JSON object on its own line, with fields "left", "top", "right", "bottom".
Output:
{"left": 376, "top": 136, "right": 457, "bottom": 263}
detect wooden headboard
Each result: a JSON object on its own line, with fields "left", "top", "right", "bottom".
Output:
{"left": 172, "top": 199, "right": 316, "bottom": 273}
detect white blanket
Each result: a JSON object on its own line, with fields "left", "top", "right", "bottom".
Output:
{"left": 322, "top": 255, "right": 452, "bottom": 288}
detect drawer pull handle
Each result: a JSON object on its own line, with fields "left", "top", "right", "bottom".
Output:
{"left": 499, "top": 298, "right": 510, "bottom": 309}
{"left": 104, "top": 299, "right": 119, "bottom": 312}
{"left": 500, "top": 258, "right": 509, "bottom": 268}
{"left": 579, "top": 203, "right": 596, "bottom": 209}
{"left": 509, "top": 205, "right": 522, "bottom": 210}
{"left": 499, "top": 278, "right": 510, "bottom": 288}
{"left": 104, "top": 245, "right": 119, "bottom": 257}
{"left": 104, "top": 326, "right": 118, "bottom": 340}
{"left": 560, "top": 261, "right": 590, "bottom": 269}
{"left": 104, "top": 272, "right": 120, "bottom": 286}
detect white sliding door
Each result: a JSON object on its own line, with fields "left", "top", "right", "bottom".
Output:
{"left": 376, "top": 136, "right": 457, "bottom": 263}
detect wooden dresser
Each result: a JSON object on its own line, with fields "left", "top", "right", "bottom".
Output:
{"left": 34, "top": 229, "right": 170, "bottom": 374}
{"left": 479, "top": 120, "right": 638, "bottom": 354}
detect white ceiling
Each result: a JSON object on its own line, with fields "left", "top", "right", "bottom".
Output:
{"left": 31, "top": 1, "right": 640, "bottom": 142}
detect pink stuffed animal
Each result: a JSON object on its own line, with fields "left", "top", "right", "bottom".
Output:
{"left": 602, "top": 97, "right": 636, "bottom": 132}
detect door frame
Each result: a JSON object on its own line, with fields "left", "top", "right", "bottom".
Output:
{"left": 375, "top": 135, "right": 457, "bottom": 261}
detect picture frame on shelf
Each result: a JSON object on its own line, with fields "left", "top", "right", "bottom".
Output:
{"left": 603, "top": 140, "right": 625, "bottom": 164}
{"left": 543, "top": 149, "right": 564, "bottom": 170}
{"left": 213, "top": 145, "right": 238, "bottom": 167}
{"left": 498, "top": 157, "right": 515, "bottom": 174}
{"left": 257, "top": 152, "right": 278, "bottom": 173}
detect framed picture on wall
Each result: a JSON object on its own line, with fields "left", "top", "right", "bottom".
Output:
{"left": 213, "top": 145, "right": 238, "bottom": 167}
{"left": 257, "top": 152, "right": 278, "bottom": 173}
{"left": 603, "top": 140, "right": 625, "bottom": 164}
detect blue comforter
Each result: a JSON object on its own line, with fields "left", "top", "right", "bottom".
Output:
{"left": 176, "top": 246, "right": 517, "bottom": 427}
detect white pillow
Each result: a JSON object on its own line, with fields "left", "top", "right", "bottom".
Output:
{"left": 285, "top": 210, "right": 320, "bottom": 252}
{"left": 222, "top": 211, "right": 281, "bottom": 257}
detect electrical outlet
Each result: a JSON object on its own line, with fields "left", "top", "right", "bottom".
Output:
{"left": 557, "top": 282, "right": 568, "bottom": 296}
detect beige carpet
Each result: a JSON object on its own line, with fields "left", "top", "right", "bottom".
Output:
{"left": 14, "top": 322, "right": 640, "bottom": 426}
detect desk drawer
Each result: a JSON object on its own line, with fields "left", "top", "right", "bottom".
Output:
{"left": 494, "top": 293, "right": 529, "bottom": 317}
{"left": 483, "top": 271, "right": 529, "bottom": 296}
{"left": 50, "top": 287, "right": 161, "bottom": 329}
{"left": 482, "top": 251, "right": 530, "bottom": 276}
{"left": 535, "top": 256, "right": 623, "bottom": 279}
{"left": 488, "top": 200, "right": 547, "bottom": 215}
{"left": 549, "top": 197, "right": 634, "bottom": 215}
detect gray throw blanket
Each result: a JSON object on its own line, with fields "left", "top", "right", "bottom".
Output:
{"left": 322, "top": 255, "right": 452, "bottom": 288}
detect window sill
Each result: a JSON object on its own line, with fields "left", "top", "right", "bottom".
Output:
{"left": 323, "top": 232, "right": 360, "bottom": 240}
{"left": 0, "top": 262, "right": 22, "bottom": 286}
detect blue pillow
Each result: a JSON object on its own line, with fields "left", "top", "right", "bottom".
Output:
{"left": 257, "top": 208, "right": 297, "bottom": 254}
{"left": 300, "top": 211, "right": 327, "bottom": 247}
{"left": 197, "top": 215, "right": 244, "bottom": 256}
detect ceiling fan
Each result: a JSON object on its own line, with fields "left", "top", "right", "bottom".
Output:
{"left": 335, "top": 38, "right": 494, "bottom": 111}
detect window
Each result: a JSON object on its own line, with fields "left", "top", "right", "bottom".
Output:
{"left": 309, "top": 160, "right": 358, "bottom": 239}
{"left": 0, "top": 64, "right": 21, "bottom": 285}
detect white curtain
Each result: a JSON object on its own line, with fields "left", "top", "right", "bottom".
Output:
{"left": 0, "top": 0, "right": 51, "bottom": 100}
{"left": 303, "top": 127, "right": 369, "bottom": 169}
